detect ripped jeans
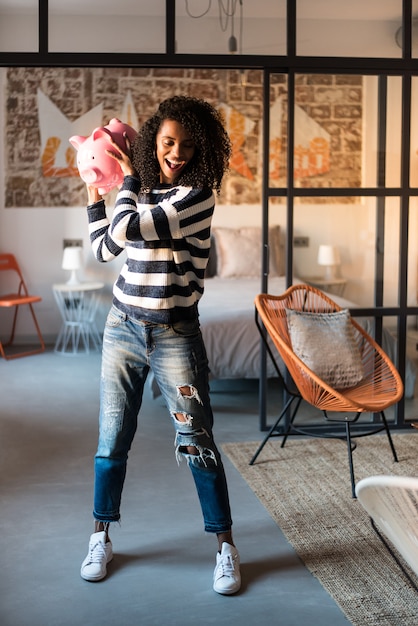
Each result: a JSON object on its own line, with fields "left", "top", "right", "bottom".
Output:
{"left": 93, "top": 305, "right": 233, "bottom": 534}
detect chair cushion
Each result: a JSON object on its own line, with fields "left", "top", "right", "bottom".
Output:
{"left": 286, "top": 308, "right": 364, "bottom": 389}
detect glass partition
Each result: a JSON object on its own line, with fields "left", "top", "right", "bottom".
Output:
{"left": 405, "top": 315, "right": 418, "bottom": 421}
{"left": 293, "top": 74, "right": 363, "bottom": 191}
{"left": 48, "top": 0, "right": 166, "bottom": 53}
{"left": 297, "top": 0, "right": 402, "bottom": 58}
{"left": 270, "top": 74, "right": 364, "bottom": 190}
{"left": 410, "top": 77, "right": 418, "bottom": 187}
{"left": 292, "top": 199, "right": 374, "bottom": 308}
{"left": 0, "top": 0, "right": 38, "bottom": 52}
{"left": 268, "top": 73, "right": 288, "bottom": 189}
{"left": 406, "top": 0, "right": 418, "bottom": 57}
{"left": 268, "top": 198, "right": 287, "bottom": 277}
{"left": 267, "top": 194, "right": 404, "bottom": 310}
{"left": 408, "top": 198, "right": 418, "bottom": 307}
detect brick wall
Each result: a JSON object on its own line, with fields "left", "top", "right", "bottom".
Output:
{"left": 5, "top": 67, "right": 362, "bottom": 207}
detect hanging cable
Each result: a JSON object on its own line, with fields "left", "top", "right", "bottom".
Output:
{"left": 184, "top": 0, "right": 243, "bottom": 53}
{"left": 184, "top": 0, "right": 212, "bottom": 19}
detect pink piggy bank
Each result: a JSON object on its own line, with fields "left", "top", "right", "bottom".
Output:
{"left": 69, "top": 118, "right": 137, "bottom": 195}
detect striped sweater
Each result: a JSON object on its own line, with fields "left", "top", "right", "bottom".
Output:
{"left": 87, "top": 175, "right": 215, "bottom": 324}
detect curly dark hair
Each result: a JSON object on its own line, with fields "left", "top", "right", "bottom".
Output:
{"left": 131, "top": 96, "right": 231, "bottom": 193}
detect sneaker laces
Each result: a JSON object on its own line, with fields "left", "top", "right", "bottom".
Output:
{"left": 88, "top": 540, "right": 106, "bottom": 564}
{"left": 217, "top": 553, "right": 237, "bottom": 578}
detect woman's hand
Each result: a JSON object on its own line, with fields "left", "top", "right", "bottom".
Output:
{"left": 105, "top": 133, "right": 135, "bottom": 178}
{"left": 86, "top": 184, "right": 102, "bottom": 205}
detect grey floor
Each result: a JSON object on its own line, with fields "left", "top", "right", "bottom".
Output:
{"left": 1, "top": 348, "right": 355, "bottom": 626}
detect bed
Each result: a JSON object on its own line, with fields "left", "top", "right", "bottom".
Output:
{"left": 151, "top": 225, "right": 416, "bottom": 399}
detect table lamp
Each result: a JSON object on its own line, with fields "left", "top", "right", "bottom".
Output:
{"left": 317, "top": 244, "right": 340, "bottom": 280}
{"left": 62, "top": 246, "right": 83, "bottom": 285}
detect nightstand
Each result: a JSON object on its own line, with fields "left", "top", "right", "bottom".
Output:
{"left": 301, "top": 276, "right": 347, "bottom": 297}
{"left": 53, "top": 281, "right": 104, "bottom": 355}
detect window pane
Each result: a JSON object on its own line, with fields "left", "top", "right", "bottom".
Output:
{"left": 268, "top": 199, "right": 286, "bottom": 277}
{"left": 49, "top": 0, "right": 166, "bottom": 53}
{"left": 285, "top": 197, "right": 401, "bottom": 309}
{"left": 408, "top": 200, "right": 418, "bottom": 307}
{"left": 385, "top": 315, "right": 418, "bottom": 420}
{"left": 381, "top": 197, "right": 401, "bottom": 307}
{"left": 293, "top": 75, "right": 363, "bottom": 190}
{"left": 385, "top": 77, "right": 402, "bottom": 188}
{"left": 293, "top": 200, "right": 367, "bottom": 306}
{"left": 0, "top": 0, "right": 38, "bottom": 52}
{"left": 405, "top": 316, "right": 418, "bottom": 418}
{"left": 176, "top": 0, "right": 286, "bottom": 55}
{"left": 297, "top": 0, "right": 402, "bottom": 58}
{"left": 411, "top": 77, "right": 418, "bottom": 186}
{"left": 403, "top": 0, "right": 418, "bottom": 58}
{"left": 363, "top": 75, "right": 402, "bottom": 189}
{"left": 217, "top": 69, "right": 263, "bottom": 205}
{"left": 268, "top": 73, "right": 288, "bottom": 188}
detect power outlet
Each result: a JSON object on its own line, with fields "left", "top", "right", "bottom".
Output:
{"left": 63, "top": 239, "right": 83, "bottom": 249}
{"left": 293, "top": 236, "right": 309, "bottom": 247}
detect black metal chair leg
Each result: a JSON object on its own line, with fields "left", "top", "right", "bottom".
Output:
{"left": 345, "top": 421, "right": 356, "bottom": 499}
{"left": 280, "top": 397, "right": 303, "bottom": 448}
{"left": 380, "top": 411, "right": 398, "bottom": 463}
{"left": 249, "top": 395, "right": 297, "bottom": 465}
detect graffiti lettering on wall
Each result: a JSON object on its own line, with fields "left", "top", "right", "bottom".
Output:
{"left": 37, "top": 90, "right": 328, "bottom": 186}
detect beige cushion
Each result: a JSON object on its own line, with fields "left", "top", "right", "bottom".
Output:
{"left": 212, "top": 225, "right": 281, "bottom": 278}
{"left": 286, "top": 308, "right": 364, "bottom": 389}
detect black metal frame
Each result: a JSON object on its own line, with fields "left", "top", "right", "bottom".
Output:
{"left": 1, "top": 0, "right": 418, "bottom": 429}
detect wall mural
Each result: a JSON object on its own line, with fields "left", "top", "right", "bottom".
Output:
{"left": 4, "top": 68, "right": 362, "bottom": 207}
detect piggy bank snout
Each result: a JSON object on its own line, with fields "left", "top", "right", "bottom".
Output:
{"left": 80, "top": 169, "right": 100, "bottom": 184}
{"left": 77, "top": 148, "right": 120, "bottom": 183}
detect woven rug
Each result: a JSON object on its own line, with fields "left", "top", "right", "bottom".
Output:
{"left": 223, "top": 434, "right": 418, "bottom": 626}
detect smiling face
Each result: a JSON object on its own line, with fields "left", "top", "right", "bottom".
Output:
{"left": 155, "top": 119, "right": 196, "bottom": 184}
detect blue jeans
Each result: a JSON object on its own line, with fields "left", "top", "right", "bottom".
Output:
{"left": 93, "top": 305, "right": 233, "bottom": 534}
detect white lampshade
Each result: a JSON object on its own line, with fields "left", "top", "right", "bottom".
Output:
{"left": 317, "top": 245, "right": 340, "bottom": 280}
{"left": 62, "top": 246, "right": 83, "bottom": 285}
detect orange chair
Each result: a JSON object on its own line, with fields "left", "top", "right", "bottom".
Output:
{"left": 0, "top": 253, "right": 45, "bottom": 359}
{"left": 251, "top": 284, "right": 403, "bottom": 497}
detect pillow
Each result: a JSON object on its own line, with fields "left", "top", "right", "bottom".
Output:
{"left": 286, "top": 308, "right": 364, "bottom": 389}
{"left": 212, "top": 225, "right": 281, "bottom": 278}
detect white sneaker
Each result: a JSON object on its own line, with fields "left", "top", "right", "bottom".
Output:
{"left": 213, "top": 542, "right": 241, "bottom": 595}
{"left": 80, "top": 531, "right": 113, "bottom": 582}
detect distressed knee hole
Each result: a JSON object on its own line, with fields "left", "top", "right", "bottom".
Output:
{"left": 176, "top": 384, "right": 203, "bottom": 405}
{"left": 176, "top": 444, "right": 217, "bottom": 467}
{"left": 173, "top": 412, "right": 198, "bottom": 454}
{"left": 175, "top": 411, "right": 192, "bottom": 424}
{"left": 178, "top": 445, "right": 199, "bottom": 455}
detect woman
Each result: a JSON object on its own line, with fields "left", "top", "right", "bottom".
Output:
{"left": 80, "top": 96, "right": 241, "bottom": 595}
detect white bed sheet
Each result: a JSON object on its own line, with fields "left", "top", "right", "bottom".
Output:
{"left": 199, "top": 276, "right": 286, "bottom": 380}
